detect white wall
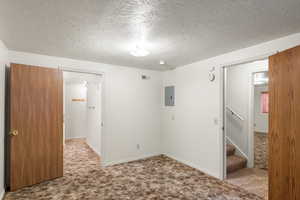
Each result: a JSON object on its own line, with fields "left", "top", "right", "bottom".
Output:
{"left": 65, "top": 83, "right": 87, "bottom": 139}
{"left": 226, "top": 61, "right": 268, "bottom": 158}
{"left": 86, "top": 81, "right": 102, "bottom": 156}
{"left": 6, "top": 32, "right": 300, "bottom": 181}
{"left": 0, "top": 40, "right": 8, "bottom": 199}
{"left": 254, "top": 85, "right": 268, "bottom": 133}
{"left": 162, "top": 32, "right": 300, "bottom": 179}
{"left": 162, "top": 67, "right": 221, "bottom": 178}
{"left": 8, "top": 51, "right": 162, "bottom": 166}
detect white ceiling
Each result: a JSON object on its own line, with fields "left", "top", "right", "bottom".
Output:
{"left": 1, "top": 0, "right": 300, "bottom": 70}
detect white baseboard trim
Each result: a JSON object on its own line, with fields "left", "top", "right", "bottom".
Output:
{"left": 163, "top": 153, "right": 221, "bottom": 179}
{"left": 102, "top": 153, "right": 221, "bottom": 180}
{"left": 86, "top": 142, "right": 101, "bottom": 157}
{"left": 226, "top": 137, "right": 249, "bottom": 160}
{"left": 0, "top": 188, "right": 5, "bottom": 200}
{"left": 103, "top": 153, "right": 161, "bottom": 167}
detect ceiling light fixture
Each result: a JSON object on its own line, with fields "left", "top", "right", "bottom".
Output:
{"left": 130, "top": 45, "right": 150, "bottom": 57}
{"left": 159, "top": 60, "right": 165, "bottom": 65}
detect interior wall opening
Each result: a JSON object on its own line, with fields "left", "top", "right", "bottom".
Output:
{"left": 63, "top": 71, "right": 102, "bottom": 156}
{"left": 223, "top": 59, "right": 269, "bottom": 199}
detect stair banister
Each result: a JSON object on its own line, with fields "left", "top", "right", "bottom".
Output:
{"left": 226, "top": 106, "right": 244, "bottom": 121}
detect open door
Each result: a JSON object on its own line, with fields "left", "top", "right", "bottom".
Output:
{"left": 269, "top": 46, "right": 300, "bottom": 200}
{"left": 9, "top": 63, "right": 63, "bottom": 191}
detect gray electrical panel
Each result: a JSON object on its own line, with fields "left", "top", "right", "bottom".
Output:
{"left": 165, "top": 86, "right": 175, "bottom": 106}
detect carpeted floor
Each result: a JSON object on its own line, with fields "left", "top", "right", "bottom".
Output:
{"left": 254, "top": 132, "right": 268, "bottom": 170}
{"left": 5, "top": 139, "right": 263, "bottom": 200}
{"left": 227, "top": 168, "right": 268, "bottom": 200}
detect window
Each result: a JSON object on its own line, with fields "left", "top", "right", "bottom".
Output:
{"left": 261, "top": 92, "right": 269, "bottom": 113}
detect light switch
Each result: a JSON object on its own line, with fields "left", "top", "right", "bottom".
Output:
{"left": 213, "top": 118, "right": 218, "bottom": 125}
{"left": 171, "top": 114, "right": 175, "bottom": 120}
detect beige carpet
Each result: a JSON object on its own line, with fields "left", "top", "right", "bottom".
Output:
{"left": 5, "top": 139, "right": 263, "bottom": 200}
{"left": 254, "top": 132, "right": 268, "bottom": 170}
{"left": 227, "top": 168, "right": 268, "bottom": 200}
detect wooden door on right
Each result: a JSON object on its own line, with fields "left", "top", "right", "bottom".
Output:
{"left": 269, "top": 46, "right": 300, "bottom": 200}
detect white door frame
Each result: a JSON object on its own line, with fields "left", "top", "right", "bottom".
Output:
{"left": 220, "top": 54, "right": 272, "bottom": 180}
{"left": 60, "top": 66, "right": 106, "bottom": 167}
{"left": 248, "top": 73, "right": 255, "bottom": 168}
{"left": 220, "top": 66, "right": 227, "bottom": 180}
{"left": 248, "top": 71, "right": 269, "bottom": 168}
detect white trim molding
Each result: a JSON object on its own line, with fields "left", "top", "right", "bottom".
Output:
{"left": 103, "top": 153, "right": 162, "bottom": 167}
{"left": 164, "top": 153, "right": 221, "bottom": 179}
{"left": 0, "top": 188, "right": 5, "bottom": 200}
{"left": 226, "top": 136, "right": 249, "bottom": 160}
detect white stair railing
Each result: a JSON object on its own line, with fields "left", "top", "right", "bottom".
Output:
{"left": 226, "top": 106, "right": 244, "bottom": 121}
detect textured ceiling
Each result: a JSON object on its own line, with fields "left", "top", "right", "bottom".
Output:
{"left": 1, "top": 0, "right": 300, "bottom": 70}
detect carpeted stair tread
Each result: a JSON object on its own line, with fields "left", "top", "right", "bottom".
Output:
{"left": 226, "top": 144, "right": 236, "bottom": 156}
{"left": 227, "top": 155, "right": 247, "bottom": 174}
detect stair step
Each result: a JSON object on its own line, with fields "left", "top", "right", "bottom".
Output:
{"left": 227, "top": 155, "right": 247, "bottom": 174}
{"left": 226, "top": 144, "right": 235, "bottom": 156}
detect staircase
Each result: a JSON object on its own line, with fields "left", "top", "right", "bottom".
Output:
{"left": 226, "top": 144, "right": 247, "bottom": 174}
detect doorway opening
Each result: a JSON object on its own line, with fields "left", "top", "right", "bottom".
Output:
{"left": 63, "top": 71, "right": 102, "bottom": 157}
{"left": 223, "top": 60, "right": 269, "bottom": 199}
{"left": 253, "top": 72, "right": 268, "bottom": 171}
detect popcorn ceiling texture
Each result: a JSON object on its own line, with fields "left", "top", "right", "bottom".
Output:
{"left": 1, "top": 0, "right": 300, "bottom": 70}
{"left": 5, "top": 139, "right": 263, "bottom": 200}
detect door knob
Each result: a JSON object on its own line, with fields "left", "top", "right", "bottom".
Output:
{"left": 9, "top": 130, "right": 19, "bottom": 136}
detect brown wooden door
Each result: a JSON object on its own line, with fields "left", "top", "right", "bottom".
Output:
{"left": 10, "top": 63, "right": 63, "bottom": 191}
{"left": 269, "top": 46, "right": 300, "bottom": 200}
